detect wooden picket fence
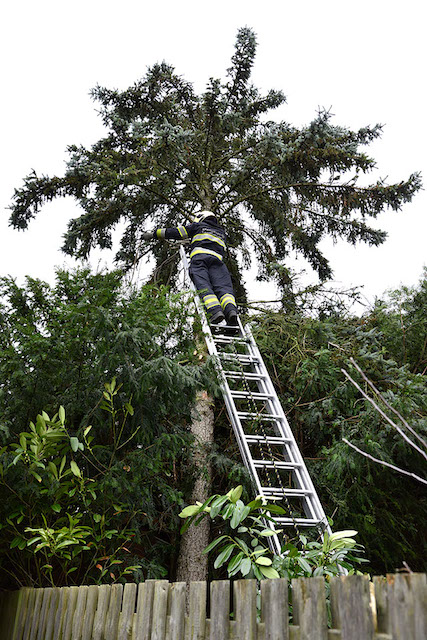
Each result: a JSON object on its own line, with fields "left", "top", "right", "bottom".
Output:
{"left": 0, "top": 573, "right": 425, "bottom": 640}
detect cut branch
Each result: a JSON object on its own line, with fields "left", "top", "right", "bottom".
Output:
{"left": 341, "top": 367, "right": 427, "bottom": 462}
{"left": 342, "top": 438, "right": 427, "bottom": 486}
{"left": 349, "top": 357, "right": 427, "bottom": 452}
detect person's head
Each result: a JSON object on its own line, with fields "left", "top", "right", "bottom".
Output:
{"left": 192, "top": 210, "right": 217, "bottom": 224}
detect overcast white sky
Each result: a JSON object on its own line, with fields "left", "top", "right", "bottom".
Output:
{"left": 1, "top": 0, "right": 425, "bottom": 309}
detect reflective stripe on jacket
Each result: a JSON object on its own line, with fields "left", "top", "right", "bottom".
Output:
{"left": 155, "top": 220, "right": 227, "bottom": 261}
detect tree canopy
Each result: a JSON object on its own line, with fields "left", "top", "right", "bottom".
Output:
{"left": 9, "top": 27, "right": 421, "bottom": 297}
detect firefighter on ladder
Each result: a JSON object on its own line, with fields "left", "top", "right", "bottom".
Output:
{"left": 143, "top": 211, "right": 238, "bottom": 327}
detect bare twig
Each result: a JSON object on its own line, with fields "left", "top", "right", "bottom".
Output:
{"left": 342, "top": 438, "right": 427, "bottom": 486}
{"left": 349, "top": 357, "right": 427, "bottom": 452}
{"left": 341, "top": 366, "right": 427, "bottom": 462}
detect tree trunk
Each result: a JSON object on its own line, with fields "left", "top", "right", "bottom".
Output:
{"left": 176, "top": 389, "right": 214, "bottom": 584}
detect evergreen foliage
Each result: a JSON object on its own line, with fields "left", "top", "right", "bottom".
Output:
{"left": 0, "top": 269, "right": 218, "bottom": 588}
{"left": 251, "top": 271, "right": 427, "bottom": 573}
{"left": 9, "top": 28, "right": 421, "bottom": 298}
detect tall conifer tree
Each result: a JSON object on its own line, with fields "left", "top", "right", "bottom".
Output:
{"left": 9, "top": 28, "right": 421, "bottom": 298}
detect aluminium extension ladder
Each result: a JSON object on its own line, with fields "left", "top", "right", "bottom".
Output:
{"left": 179, "top": 246, "right": 331, "bottom": 554}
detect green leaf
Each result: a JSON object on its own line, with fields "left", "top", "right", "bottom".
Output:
{"left": 70, "top": 437, "right": 79, "bottom": 453}
{"left": 178, "top": 504, "right": 201, "bottom": 518}
{"left": 264, "top": 504, "right": 287, "bottom": 515}
{"left": 231, "top": 504, "right": 250, "bottom": 529}
{"left": 58, "top": 406, "right": 65, "bottom": 424}
{"left": 83, "top": 425, "right": 92, "bottom": 437}
{"left": 259, "top": 529, "right": 276, "bottom": 537}
{"left": 234, "top": 537, "right": 250, "bottom": 554}
{"left": 259, "top": 566, "right": 280, "bottom": 579}
{"left": 247, "top": 498, "right": 263, "bottom": 510}
{"left": 70, "top": 461, "right": 81, "bottom": 477}
{"left": 125, "top": 402, "right": 134, "bottom": 416}
{"left": 10, "top": 537, "right": 23, "bottom": 549}
{"left": 255, "top": 556, "right": 272, "bottom": 566}
{"left": 329, "top": 539, "right": 356, "bottom": 551}
{"left": 47, "top": 462, "right": 58, "bottom": 479}
{"left": 329, "top": 530, "right": 358, "bottom": 541}
{"left": 203, "top": 535, "right": 228, "bottom": 554}
{"left": 222, "top": 503, "right": 235, "bottom": 520}
{"left": 209, "top": 495, "right": 229, "bottom": 519}
{"left": 229, "top": 486, "right": 243, "bottom": 503}
{"left": 59, "top": 455, "right": 66, "bottom": 476}
{"left": 240, "top": 557, "right": 252, "bottom": 576}
{"left": 214, "top": 544, "right": 235, "bottom": 569}
{"left": 51, "top": 504, "right": 61, "bottom": 513}
{"left": 227, "top": 551, "right": 244, "bottom": 573}
{"left": 297, "top": 557, "right": 312, "bottom": 574}
{"left": 253, "top": 565, "right": 264, "bottom": 581}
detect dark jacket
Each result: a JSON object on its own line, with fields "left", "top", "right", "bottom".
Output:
{"left": 154, "top": 219, "right": 227, "bottom": 262}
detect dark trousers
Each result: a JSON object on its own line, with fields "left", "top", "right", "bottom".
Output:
{"left": 189, "top": 256, "right": 237, "bottom": 319}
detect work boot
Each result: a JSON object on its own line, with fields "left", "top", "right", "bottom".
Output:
{"left": 210, "top": 309, "right": 226, "bottom": 325}
{"left": 225, "top": 310, "right": 239, "bottom": 335}
{"left": 226, "top": 310, "right": 239, "bottom": 326}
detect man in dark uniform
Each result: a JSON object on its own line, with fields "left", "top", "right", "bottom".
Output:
{"left": 143, "top": 211, "right": 238, "bottom": 326}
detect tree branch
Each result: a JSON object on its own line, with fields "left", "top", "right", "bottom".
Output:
{"left": 349, "top": 358, "right": 427, "bottom": 454}
{"left": 342, "top": 438, "right": 427, "bottom": 486}
{"left": 341, "top": 367, "right": 427, "bottom": 461}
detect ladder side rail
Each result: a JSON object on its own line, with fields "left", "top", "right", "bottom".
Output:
{"left": 248, "top": 333, "right": 328, "bottom": 526}
{"left": 244, "top": 323, "right": 331, "bottom": 532}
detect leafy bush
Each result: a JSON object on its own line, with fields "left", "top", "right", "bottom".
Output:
{"left": 0, "top": 388, "right": 141, "bottom": 587}
{"left": 179, "top": 486, "right": 366, "bottom": 581}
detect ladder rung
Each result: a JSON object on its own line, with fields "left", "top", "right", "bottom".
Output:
{"left": 237, "top": 411, "right": 283, "bottom": 420}
{"left": 253, "top": 460, "right": 301, "bottom": 469}
{"left": 261, "top": 487, "right": 313, "bottom": 497}
{"left": 245, "top": 435, "right": 292, "bottom": 445}
{"left": 224, "top": 372, "right": 267, "bottom": 381}
{"left": 231, "top": 391, "right": 274, "bottom": 400}
{"left": 274, "top": 517, "right": 323, "bottom": 527}
{"left": 220, "top": 354, "right": 260, "bottom": 364}
{"left": 213, "top": 336, "right": 249, "bottom": 345}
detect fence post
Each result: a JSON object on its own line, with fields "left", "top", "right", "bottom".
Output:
{"left": 373, "top": 576, "right": 388, "bottom": 635}
{"left": 385, "top": 573, "right": 427, "bottom": 640}
{"left": 27, "top": 587, "right": 45, "bottom": 640}
{"left": 331, "top": 575, "right": 374, "bottom": 640}
{"left": 81, "top": 585, "right": 100, "bottom": 640}
{"left": 10, "top": 588, "right": 28, "bottom": 640}
{"left": 104, "top": 583, "right": 123, "bottom": 640}
{"left": 135, "top": 580, "right": 156, "bottom": 640}
{"left": 35, "top": 587, "right": 53, "bottom": 640}
{"left": 52, "top": 586, "right": 70, "bottom": 640}
{"left": 234, "top": 579, "right": 257, "bottom": 640}
{"left": 118, "top": 583, "right": 137, "bottom": 640}
{"left": 168, "top": 582, "right": 186, "bottom": 640}
{"left": 292, "top": 576, "right": 327, "bottom": 640}
{"left": 22, "top": 587, "right": 37, "bottom": 640}
{"left": 91, "top": 585, "right": 111, "bottom": 640}
{"left": 151, "top": 580, "right": 169, "bottom": 640}
{"left": 43, "top": 587, "right": 60, "bottom": 640}
{"left": 261, "top": 578, "right": 289, "bottom": 640}
{"left": 188, "top": 581, "right": 207, "bottom": 640}
{"left": 210, "top": 580, "right": 230, "bottom": 640}
{"left": 71, "top": 585, "right": 88, "bottom": 639}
